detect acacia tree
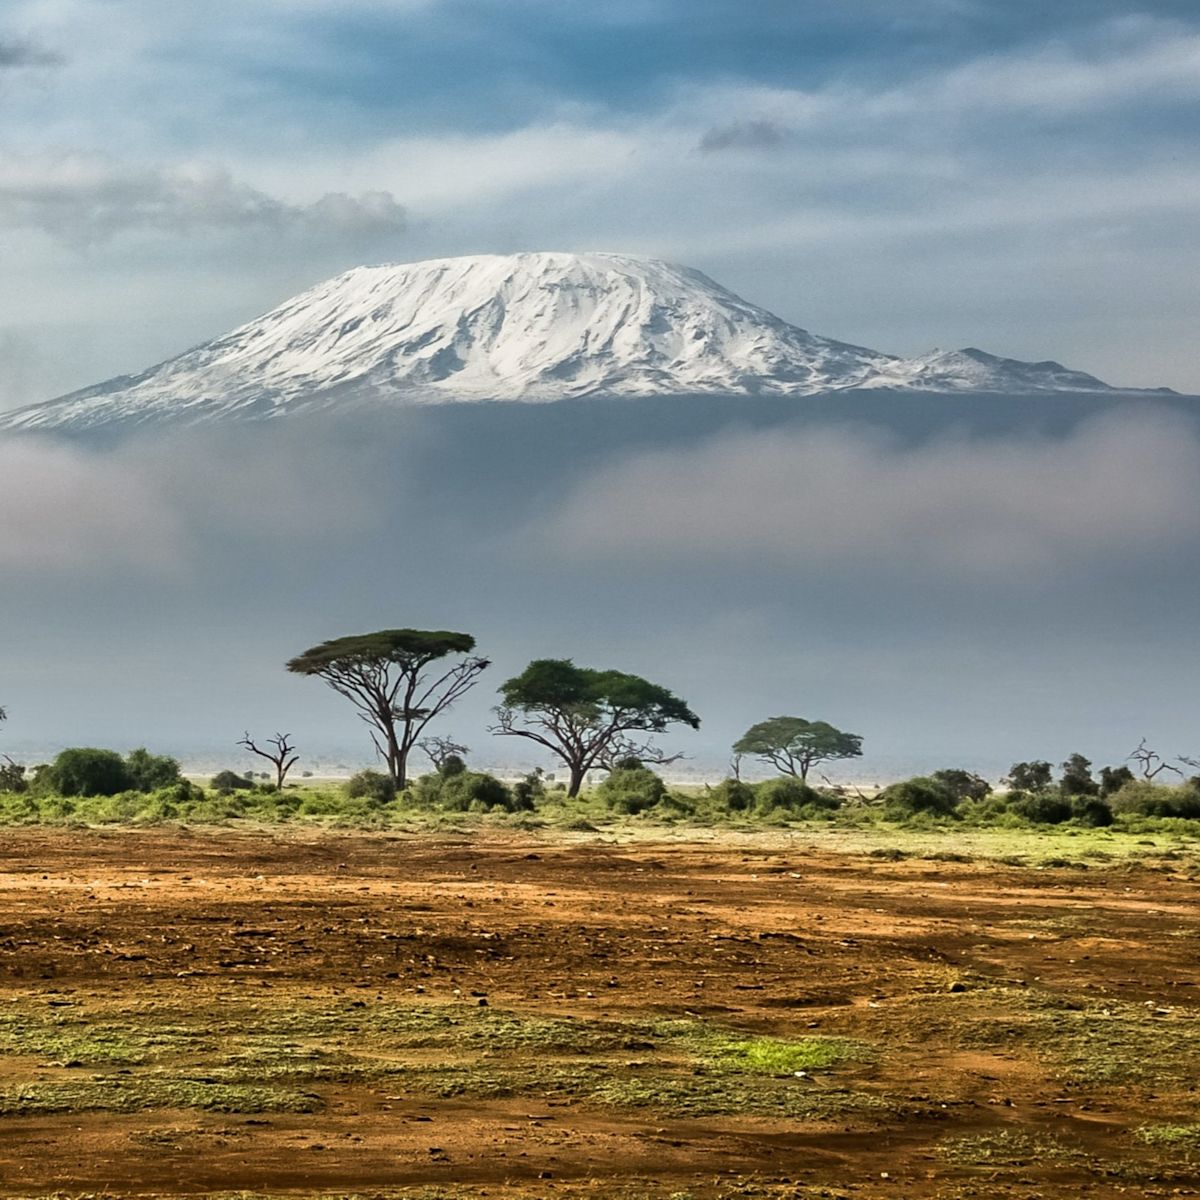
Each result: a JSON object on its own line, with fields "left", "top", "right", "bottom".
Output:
{"left": 286, "top": 630, "right": 488, "bottom": 787}
{"left": 733, "top": 716, "right": 863, "bottom": 782}
{"left": 491, "top": 659, "right": 700, "bottom": 797}
{"left": 238, "top": 731, "right": 300, "bottom": 790}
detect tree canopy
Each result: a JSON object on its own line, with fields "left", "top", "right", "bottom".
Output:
{"left": 733, "top": 716, "right": 863, "bottom": 781}
{"left": 287, "top": 628, "right": 488, "bottom": 786}
{"left": 492, "top": 658, "right": 699, "bottom": 796}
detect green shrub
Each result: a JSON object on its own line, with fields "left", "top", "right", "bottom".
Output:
{"left": 1059, "top": 753, "right": 1099, "bottom": 797}
{"left": 511, "top": 769, "right": 545, "bottom": 809}
{"left": 344, "top": 769, "right": 397, "bottom": 806}
{"left": 438, "top": 770, "right": 514, "bottom": 811}
{"left": 0, "top": 758, "right": 28, "bottom": 794}
{"left": 1004, "top": 761, "right": 1053, "bottom": 793}
{"left": 754, "top": 777, "right": 838, "bottom": 815}
{"left": 125, "top": 747, "right": 182, "bottom": 792}
{"left": 708, "top": 778, "right": 755, "bottom": 812}
{"left": 880, "top": 776, "right": 958, "bottom": 817}
{"left": 1109, "top": 780, "right": 1200, "bottom": 819}
{"left": 1008, "top": 789, "right": 1073, "bottom": 824}
{"left": 930, "top": 769, "right": 992, "bottom": 803}
{"left": 1070, "top": 794, "right": 1114, "bottom": 827}
{"left": 438, "top": 754, "right": 467, "bottom": 778}
{"left": 209, "top": 769, "right": 253, "bottom": 793}
{"left": 1098, "top": 765, "right": 1135, "bottom": 797}
{"left": 596, "top": 767, "right": 668, "bottom": 814}
{"left": 45, "top": 748, "right": 133, "bottom": 798}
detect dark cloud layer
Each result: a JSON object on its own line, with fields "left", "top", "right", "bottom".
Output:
{"left": 0, "top": 38, "right": 63, "bottom": 68}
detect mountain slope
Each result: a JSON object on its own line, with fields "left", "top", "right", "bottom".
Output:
{"left": 0, "top": 252, "right": 1146, "bottom": 433}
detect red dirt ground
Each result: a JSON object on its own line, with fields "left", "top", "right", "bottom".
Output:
{"left": 1, "top": 826, "right": 1198, "bottom": 1198}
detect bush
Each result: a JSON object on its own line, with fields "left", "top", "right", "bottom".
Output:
{"left": 754, "top": 777, "right": 836, "bottom": 815}
{"left": 880, "top": 776, "right": 958, "bottom": 817}
{"left": 0, "top": 758, "right": 28, "bottom": 794}
{"left": 1109, "top": 780, "right": 1200, "bottom": 819}
{"left": 1008, "top": 789, "right": 1073, "bottom": 824}
{"left": 45, "top": 748, "right": 133, "bottom": 797}
{"left": 126, "top": 747, "right": 182, "bottom": 792}
{"left": 1059, "top": 753, "right": 1099, "bottom": 798}
{"left": 708, "top": 778, "right": 756, "bottom": 812}
{"left": 596, "top": 767, "right": 667, "bottom": 814}
{"left": 1099, "top": 765, "right": 1135, "bottom": 797}
{"left": 344, "top": 769, "right": 397, "bottom": 806}
{"left": 438, "top": 771, "right": 514, "bottom": 812}
{"left": 438, "top": 754, "right": 467, "bottom": 778}
{"left": 930, "top": 769, "right": 991, "bottom": 803}
{"left": 210, "top": 769, "right": 253, "bottom": 793}
{"left": 1070, "top": 794, "right": 1114, "bottom": 827}
{"left": 511, "top": 769, "right": 545, "bottom": 809}
{"left": 1004, "top": 761, "right": 1054, "bottom": 793}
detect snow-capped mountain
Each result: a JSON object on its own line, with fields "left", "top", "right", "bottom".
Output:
{"left": 0, "top": 252, "right": 1145, "bottom": 433}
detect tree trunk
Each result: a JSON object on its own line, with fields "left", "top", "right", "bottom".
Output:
{"left": 567, "top": 763, "right": 586, "bottom": 798}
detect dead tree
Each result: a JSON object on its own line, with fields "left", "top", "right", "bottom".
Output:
{"left": 238, "top": 732, "right": 300, "bottom": 790}
{"left": 417, "top": 735, "right": 470, "bottom": 773}
{"left": 1128, "top": 738, "right": 1183, "bottom": 781}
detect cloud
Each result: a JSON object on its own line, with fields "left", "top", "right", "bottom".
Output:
{"left": 0, "top": 38, "right": 63, "bottom": 68}
{"left": 698, "top": 118, "right": 789, "bottom": 154}
{"left": 531, "top": 409, "right": 1200, "bottom": 582}
{"left": 0, "top": 440, "right": 181, "bottom": 574}
{"left": 0, "top": 424, "right": 378, "bottom": 578}
{"left": 0, "top": 158, "right": 406, "bottom": 246}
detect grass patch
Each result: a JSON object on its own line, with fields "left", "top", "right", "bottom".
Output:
{"left": 0, "top": 997, "right": 874, "bottom": 1121}
{"left": 707, "top": 1035, "right": 855, "bottom": 1075}
{"left": 0, "top": 1078, "right": 321, "bottom": 1115}
{"left": 939, "top": 1128, "right": 1082, "bottom": 1166}
{"left": 1137, "top": 1123, "right": 1200, "bottom": 1149}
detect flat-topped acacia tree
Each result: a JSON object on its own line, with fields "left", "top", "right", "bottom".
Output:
{"left": 286, "top": 629, "right": 488, "bottom": 787}
{"left": 491, "top": 658, "right": 700, "bottom": 797}
{"left": 733, "top": 716, "right": 862, "bottom": 782}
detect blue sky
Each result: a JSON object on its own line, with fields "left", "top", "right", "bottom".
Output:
{"left": 0, "top": 0, "right": 1198, "bottom": 406}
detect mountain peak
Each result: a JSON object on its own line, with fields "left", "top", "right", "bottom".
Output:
{"left": 0, "top": 251, "right": 1140, "bottom": 433}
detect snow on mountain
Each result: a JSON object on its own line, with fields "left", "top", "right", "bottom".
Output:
{"left": 0, "top": 252, "right": 1142, "bottom": 433}
{"left": 864, "top": 347, "right": 1116, "bottom": 393}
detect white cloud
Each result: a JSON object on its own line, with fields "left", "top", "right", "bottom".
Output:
{"left": 532, "top": 409, "right": 1200, "bottom": 582}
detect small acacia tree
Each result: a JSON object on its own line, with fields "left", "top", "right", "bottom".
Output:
{"left": 491, "top": 659, "right": 700, "bottom": 797}
{"left": 287, "top": 629, "right": 488, "bottom": 787}
{"left": 733, "top": 717, "right": 863, "bottom": 782}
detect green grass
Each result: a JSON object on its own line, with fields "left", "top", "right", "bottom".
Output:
{"left": 939, "top": 1128, "right": 1083, "bottom": 1167}
{"left": 709, "top": 1035, "right": 854, "bottom": 1075}
{"left": 0, "top": 997, "right": 874, "bottom": 1121}
{"left": 1137, "top": 1123, "right": 1200, "bottom": 1149}
{"left": 0, "top": 1078, "right": 322, "bottom": 1115}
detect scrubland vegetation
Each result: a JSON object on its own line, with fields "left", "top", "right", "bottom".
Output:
{"left": 3, "top": 740, "right": 1200, "bottom": 843}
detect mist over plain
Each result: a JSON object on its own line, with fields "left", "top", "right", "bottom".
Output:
{"left": 3, "top": 391, "right": 1198, "bottom": 780}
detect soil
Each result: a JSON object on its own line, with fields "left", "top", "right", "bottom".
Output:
{"left": 1, "top": 826, "right": 1198, "bottom": 1198}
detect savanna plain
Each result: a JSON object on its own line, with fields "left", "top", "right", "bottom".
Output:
{"left": 2, "top": 808, "right": 1200, "bottom": 1200}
